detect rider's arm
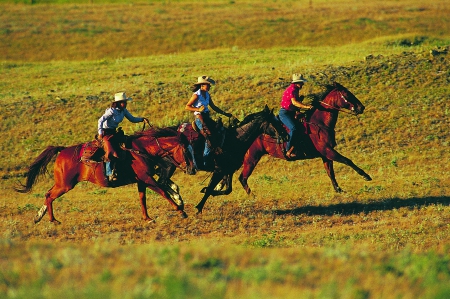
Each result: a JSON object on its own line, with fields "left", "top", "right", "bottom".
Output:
{"left": 209, "top": 98, "right": 232, "bottom": 117}
{"left": 98, "top": 108, "right": 113, "bottom": 136}
{"left": 291, "top": 97, "right": 313, "bottom": 110}
{"left": 124, "top": 109, "right": 144, "bottom": 123}
{"left": 185, "top": 94, "right": 204, "bottom": 113}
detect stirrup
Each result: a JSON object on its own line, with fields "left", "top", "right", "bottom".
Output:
{"left": 284, "top": 147, "right": 296, "bottom": 160}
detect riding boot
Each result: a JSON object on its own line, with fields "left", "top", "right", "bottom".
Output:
{"left": 200, "top": 129, "right": 213, "bottom": 149}
{"left": 102, "top": 135, "right": 119, "bottom": 159}
{"left": 106, "top": 160, "right": 117, "bottom": 181}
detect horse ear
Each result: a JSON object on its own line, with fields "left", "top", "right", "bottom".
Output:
{"left": 333, "top": 82, "right": 342, "bottom": 88}
{"left": 264, "top": 104, "right": 270, "bottom": 112}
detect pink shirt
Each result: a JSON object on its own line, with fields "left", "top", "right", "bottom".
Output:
{"left": 280, "top": 83, "right": 301, "bottom": 111}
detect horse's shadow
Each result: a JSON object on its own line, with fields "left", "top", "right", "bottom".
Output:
{"left": 272, "top": 196, "right": 450, "bottom": 217}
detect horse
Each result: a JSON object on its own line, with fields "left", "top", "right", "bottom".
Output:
{"left": 16, "top": 127, "right": 195, "bottom": 223}
{"left": 177, "top": 105, "right": 286, "bottom": 214}
{"left": 238, "top": 82, "right": 372, "bottom": 195}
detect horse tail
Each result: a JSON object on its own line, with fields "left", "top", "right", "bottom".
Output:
{"left": 15, "top": 146, "right": 65, "bottom": 193}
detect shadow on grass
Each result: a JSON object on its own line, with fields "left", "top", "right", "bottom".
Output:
{"left": 272, "top": 196, "right": 450, "bottom": 216}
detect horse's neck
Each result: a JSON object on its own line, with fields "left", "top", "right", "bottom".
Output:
{"left": 235, "top": 119, "right": 264, "bottom": 142}
{"left": 310, "top": 93, "right": 339, "bottom": 130}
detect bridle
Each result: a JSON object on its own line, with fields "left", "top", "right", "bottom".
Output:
{"left": 318, "top": 89, "right": 358, "bottom": 116}
{"left": 153, "top": 137, "right": 191, "bottom": 173}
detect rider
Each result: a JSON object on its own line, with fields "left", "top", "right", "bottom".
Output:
{"left": 98, "top": 92, "right": 149, "bottom": 181}
{"left": 279, "top": 73, "right": 313, "bottom": 159}
{"left": 185, "top": 75, "right": 234, "bottom": 169}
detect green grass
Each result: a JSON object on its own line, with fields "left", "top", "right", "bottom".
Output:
{"left": 1, "top": 0, "right": 450, "bottom": 298}
{"left": 1, "top": 240, "right": 449, "bottom": 298}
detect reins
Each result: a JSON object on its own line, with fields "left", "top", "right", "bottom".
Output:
{"left": 153, "top": 137, "right": 190, "bottom": 173}
{"left": 126, "top": 133, "right": 190, "bottom": 173}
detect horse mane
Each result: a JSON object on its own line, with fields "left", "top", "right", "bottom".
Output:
{"left": 238, "top": 107, "right": 270, "bottom": 127}
{"left": 131, "top": 126, "right": 178, "bottom": 139}
{"left": 304, "top": 83, "right": 336, "bottom": 105}
{"left": 130, "top": 125, "right": 191, "bottom": 147}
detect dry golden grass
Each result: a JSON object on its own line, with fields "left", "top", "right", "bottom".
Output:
{"left": 1, "top": 0, "right": 449, "bottom": 61}
{"left": 1, "top": 0, "right": 450, "bottom": 298}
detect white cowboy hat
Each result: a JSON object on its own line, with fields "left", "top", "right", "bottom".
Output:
{"left": 113, "top": 92, "right": 132, "bottom": 102}
{"left": 194, "top": 75, "right": 216, "bottom": 85}
{"left": 292, "top": 73, "right": 308, "bottom": 84}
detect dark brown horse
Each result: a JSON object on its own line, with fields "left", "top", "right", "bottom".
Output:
{"left": 177, "top": 105, "right": 286, "bottom": 213}
{"left": 238, "top": 82, "right": 372, "bottom": 195}
{"left": 16, "top": 127, "right": 194, "bottom": 223}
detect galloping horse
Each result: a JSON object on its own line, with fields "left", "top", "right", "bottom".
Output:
{"left": 238, "top": 82, "right": 372, "bottom": 195}
{"left": 16, "top": 127, "right": 194, "bottom": 223}
{"left": 178, "top": 105, "right": 286, "bottom": 213}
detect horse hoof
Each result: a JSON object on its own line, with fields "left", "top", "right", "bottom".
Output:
{"left": 364, "top": 175, "right": 372, "bottom": 181}
{"left": 180, "top": 211, "right": 188, "bottom": 218}
{"left": 200, "top": 187, "right": 206, "bottom": 194}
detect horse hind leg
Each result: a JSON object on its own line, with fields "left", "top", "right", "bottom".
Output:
{"left": 34, "top": 205, "right": 48, "bottom": 224}
{"left": 35, "top": 184, "right": 73, "bottom": 224}
{"left": 238, "top": 173, "right": 251, "bottom": 195}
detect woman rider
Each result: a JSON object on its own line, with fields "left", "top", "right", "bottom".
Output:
{"left": 98, "top": 92, "right": 149, "bottom": 181}
{"left": 185, "top": 75, "right": 234, "bottom": 169}
{"left": 279, "top": 73, "right": 313, "bottom": 159}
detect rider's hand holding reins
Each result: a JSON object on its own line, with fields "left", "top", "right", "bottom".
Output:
{"left": 143, "top": 118, "right": 152, "bottom": 127}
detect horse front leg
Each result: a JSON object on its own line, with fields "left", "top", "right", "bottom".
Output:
{"left": 137, "top": 181, "right": 153, "bottom": 221}
{"left": 322, "top": 158, "right": 343, "bottom": 193}
{"left": 132, "top": 156, "right": 187, "bottom": 219}
{"left": 323, "top": 148, "right": 372, "bottom": 181}
{"left": 200, "top": 174, "right": 233, "bottom": 196}
{"left": 195, "top": 172, "right": 224, "bottom": 214}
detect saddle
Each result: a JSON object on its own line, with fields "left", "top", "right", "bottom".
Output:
{"left": 79, "top": 128, "right": 128, "bottom": 162}
{"left": 79, "top": 139, "right": 103, "bottom": 162}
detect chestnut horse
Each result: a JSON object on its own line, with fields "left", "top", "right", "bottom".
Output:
{"left": 178, "top": 105, "right": 286, "bottom": 213}
{"left": 16, "top": 127, "right": 194, "bottom": 223}
{"left": 238, "top": 82, "right": 372, "bottom": 195}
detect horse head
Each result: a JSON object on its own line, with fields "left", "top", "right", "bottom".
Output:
{"left": 130, "top": 127, "right": 195, "bottom": 175}
{"left": 326, "top": 82, "right": 365, "bottom": 115}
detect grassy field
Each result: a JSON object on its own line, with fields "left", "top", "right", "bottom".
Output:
{"left": 1, "top": 0, "right": 450, "bottom": 298}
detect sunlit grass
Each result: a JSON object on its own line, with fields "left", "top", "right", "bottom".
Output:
{"left": 0, "top": 0, "right": 449, "bottom": 298}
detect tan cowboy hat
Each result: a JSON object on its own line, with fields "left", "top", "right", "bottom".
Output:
{"left": 194, "top": 75, "right": 216, "bottom": 86}
{"left": 113, "top": 92, "right": 132, "bottom": 102}
{"left": 292, "top": 73, "right": 308, "bottom": 84}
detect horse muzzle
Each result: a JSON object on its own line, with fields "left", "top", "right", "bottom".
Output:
{"left": 353, "top": 104, "right": 365, "bottom": 115}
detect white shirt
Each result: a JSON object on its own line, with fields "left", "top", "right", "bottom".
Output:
{"left": 98, "top": 107, "right": 143, "bottom": 135}
{"left": 192, "top": 90, "right": 211, "bottom": 115}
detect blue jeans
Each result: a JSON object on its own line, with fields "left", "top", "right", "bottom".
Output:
{"left": 194, "top": 118, "right": 213, "bottom": 168}
{"left": 278, "top": 108, "right": 298, "bottom": 151}
{"left": 105, "top": 161, "right": 112, "bottom": 176}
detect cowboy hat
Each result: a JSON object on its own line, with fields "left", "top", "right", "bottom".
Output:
{"left": 291, "top": 73, "right": 308, "bottom": 84}
{"left": 194, "top": 75, "right": 216, "bottom": 86}
{"left": 113, "top": 92, "right": 132, "bottom": 102}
